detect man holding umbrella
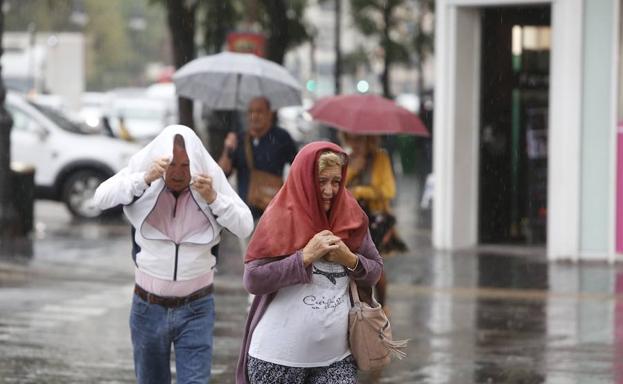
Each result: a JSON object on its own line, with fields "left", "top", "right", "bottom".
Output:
{"left": 172, "top": 52, "right": 302, "bottom": 218}
{"left": 218, "top": 96, "right": 297, "bottom": 219}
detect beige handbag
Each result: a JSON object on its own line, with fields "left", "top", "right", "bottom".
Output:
{"left": 348, "top": 280, "right": 408, "bottom": 371}
{"left": 244, "top": 136, "right": 283, "bottom": 210}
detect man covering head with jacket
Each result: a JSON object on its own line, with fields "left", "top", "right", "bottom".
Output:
{"left": 94, "top": 125, "right": 253, "bottom": 384}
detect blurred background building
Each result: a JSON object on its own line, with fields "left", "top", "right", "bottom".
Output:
{"left": 3, "top": 32, "right": 84, "bottom": 112}
{"left": 5, "top": 0, "right": 623, "bottom": 264}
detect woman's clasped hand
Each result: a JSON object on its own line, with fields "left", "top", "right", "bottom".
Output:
{"left": 302, "top": 230, "right": 357, "bottom": 269}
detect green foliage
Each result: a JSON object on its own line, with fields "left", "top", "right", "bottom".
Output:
{"left": 261, "top": 0, "right": 310, "bottom": 63}
{"left": 350, "top": 0, "right": 435, "bottom": 96}
{"left": 260, "top": 0, "right": 310, "bottom": 50}
{"left": 386, "top": 38, "right": 411, "bottom": 64}
{"left": 352, "top": 14, "right": 377, "bottom": 36}
{"left": 342, "top": 45, "right": 370, "bottom": 74}
{"left": 84, "top": 0, "right": 131, "bottom": 88}
{"left": 413, "top": 0, "right": 434, "bottom": 57}
{"left": 84, "top": 0, "right": 167, "bottom": 89}
{"left": 200, "top": 1, "right": 240, "bottom": 54}
{"left": 350, "top": 0, "right": 384, "bottom": 36}
{"left": 154, "top": 0, "right": 310, "bottom": 64}
{"left": 350, "top": 0, "right": 412, "bottom": 63}
{"left": 4, "top": 0, "right": 74, "bottom": 32}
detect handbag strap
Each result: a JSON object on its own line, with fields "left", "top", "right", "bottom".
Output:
{"left": 244, "top": 134, "right": 255, "bottom": 170}
{"left": 349, "top": 280, "right": 361, "bottom": 305}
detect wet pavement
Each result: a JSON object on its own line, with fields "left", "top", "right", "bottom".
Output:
{"left": 1, "top": 174, "right": 623, "bottom": 383}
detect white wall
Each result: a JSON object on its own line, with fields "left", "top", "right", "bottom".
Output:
{"left": 433, "top": 6, "right": 480, "bottom": 249}
{"left": 580, "top": 0, "right": 617, "bottom": 258}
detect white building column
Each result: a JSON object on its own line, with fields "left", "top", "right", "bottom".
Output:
{"left": 547, "top": 0, "right": 583, "bottom": 260}
{"left": 433, "top": 0, "right": 584, "bottom": 260}
{"left": 433, "top": 4, "right": 481, "bottom": 250}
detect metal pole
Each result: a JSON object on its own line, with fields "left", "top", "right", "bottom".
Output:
{"left": 0, "top": 0, "right": 15, "bottom": 238}
{"left": 334, "top": 0, "right": 342, "bottom": 94}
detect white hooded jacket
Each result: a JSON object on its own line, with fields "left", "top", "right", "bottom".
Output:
{"left": 93, "top": 125, "right": 253, "bottom": 281}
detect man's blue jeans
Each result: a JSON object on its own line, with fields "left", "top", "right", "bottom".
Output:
{"left": 130, "top": 292, "right": 215, "bottom": 384}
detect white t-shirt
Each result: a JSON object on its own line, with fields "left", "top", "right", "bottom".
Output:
{"left": 249, "top": 260, "right": 351, "bottom": 367}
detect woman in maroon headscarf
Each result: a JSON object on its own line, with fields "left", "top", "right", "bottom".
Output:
{"left": 235, "top": 141, "right": 383, "bottom": 384}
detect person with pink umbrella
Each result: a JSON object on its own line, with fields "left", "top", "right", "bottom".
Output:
{"left": 310, "top": 94, "right": 424, "bottom": 313}
{"left": 341, "top": 133, "right": 407, "bottom": 313}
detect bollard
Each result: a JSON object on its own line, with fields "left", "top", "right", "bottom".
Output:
{"left": 10, "top": 162, "right": 35, "bottom": 236}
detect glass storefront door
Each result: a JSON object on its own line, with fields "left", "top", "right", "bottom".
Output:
{"left": 479, "top": 5, "right": 551, "bottom": 245}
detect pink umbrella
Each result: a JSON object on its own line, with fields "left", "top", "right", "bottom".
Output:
{"left": 308, "top": 94, "right": 430, "bottom": 136}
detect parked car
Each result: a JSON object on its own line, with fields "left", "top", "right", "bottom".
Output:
{"left": 102, "top": 87, "right": 176, "bottom": 143}
{"left": 78, "top": 91, "right": 111, "bottom": 129}
{"left": 7, "top": 92, "right": 142, "bottom": 219}
{"left": 106, "top": 97, "right": 173, "bottom": 141}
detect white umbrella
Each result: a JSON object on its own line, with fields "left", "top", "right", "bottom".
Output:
{"left": 172, "top": 52, "right": 302, "bottom": 110}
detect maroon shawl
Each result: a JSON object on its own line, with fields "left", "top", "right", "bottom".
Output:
{"left": 245, "top": 141, "right": 368, "bottom": 262}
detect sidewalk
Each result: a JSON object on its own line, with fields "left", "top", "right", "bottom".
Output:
{"left": 368, "top": 174, "right": 623, "bottom": 383}
{"left": 216, "top": 174, "right": 623, "bottom": 383}
{"left": 1, "top": 177, "right": 623, "bottom": 383}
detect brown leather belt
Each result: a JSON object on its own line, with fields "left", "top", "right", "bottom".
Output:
{"left": 134, "top": 284, "right": 213, "bottom": 308}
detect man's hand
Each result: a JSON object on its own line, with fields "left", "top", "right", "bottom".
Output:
{"left": 192, "top": 174, "right": 217, "bottom": 204}
{"left": 144, "top": 157, "right": 169, "bottom": 185}
{"left": 218, "top": 133, "right": 238, "bottom": 174}
{"left": 302, "top": 230, "right": 341, "bottom": 267}
{"left": 224, "top": 132, "right": 238, "bottom": 155}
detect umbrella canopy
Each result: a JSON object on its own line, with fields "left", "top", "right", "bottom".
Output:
{"left": 172, "top": 52, "right": 302, "bottom": 110}
{"left": 309, "top": 94, "right": 430, "bottom": 136}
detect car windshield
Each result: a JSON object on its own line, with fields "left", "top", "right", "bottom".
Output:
{"left": 29, "top": 102, "right": 91, "bottom": 134}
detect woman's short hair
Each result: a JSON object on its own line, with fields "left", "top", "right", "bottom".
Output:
{"left": 318, "top": 151, "right": 345, "bottom": 173}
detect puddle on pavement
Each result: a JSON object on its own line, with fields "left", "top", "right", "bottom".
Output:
{"left": 3, "top": 203, "right": 623, "bottom": 383}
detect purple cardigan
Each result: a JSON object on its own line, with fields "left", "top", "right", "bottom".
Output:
{"left": 235, "top": 231, "right": 383, "bottom": 384}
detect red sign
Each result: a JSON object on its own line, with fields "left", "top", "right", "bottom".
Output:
{"left": 227, "top": 32, "right": 266, "bottom": 57}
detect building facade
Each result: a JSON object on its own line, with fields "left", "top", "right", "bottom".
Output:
{"left": 434, "top": 0, "right": 622, "bottom": 261}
